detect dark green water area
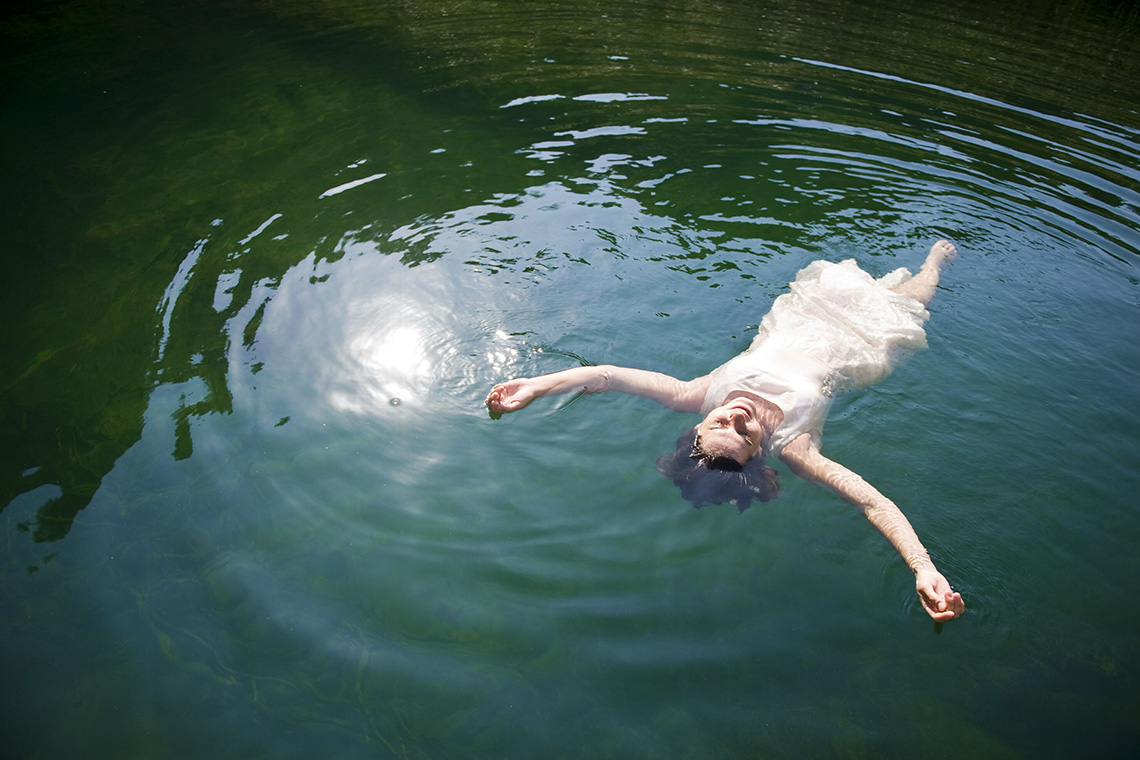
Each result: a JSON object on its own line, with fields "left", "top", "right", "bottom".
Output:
{"left": 3, "top": 0, "right": 1140, "bottom": 757}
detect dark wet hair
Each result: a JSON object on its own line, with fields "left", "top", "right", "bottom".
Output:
{"left": 655, "top": 429, "right": 782, "bottom": 512}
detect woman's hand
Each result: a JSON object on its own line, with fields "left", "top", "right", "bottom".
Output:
{"left": 915, "top": 567, "right": 965, "bottom": 621}
{"left": 486, "top": 378, "right": 540, "bottom": 416}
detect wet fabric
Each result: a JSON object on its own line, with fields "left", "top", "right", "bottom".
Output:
{"left": 701, "top": 259, "right": 929, "bottom": 456}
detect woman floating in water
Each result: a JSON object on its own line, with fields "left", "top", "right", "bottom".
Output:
{"left": 487, "top": 241, "right": 965, "bottom": 622}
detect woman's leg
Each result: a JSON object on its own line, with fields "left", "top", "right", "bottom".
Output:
{"left": 892, "top": 240, "right": 957, "bottom": 306}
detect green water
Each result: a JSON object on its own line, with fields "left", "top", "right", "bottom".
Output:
{"left": 3, "top": 0, "right": 1139, "bottom": 757}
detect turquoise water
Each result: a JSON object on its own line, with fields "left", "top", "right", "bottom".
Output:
{"left": 3, "top": 0, "right": 1139, "bottom": 756}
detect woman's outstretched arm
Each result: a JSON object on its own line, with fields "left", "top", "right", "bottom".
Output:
{"left": 486, "top": 365, "right": 709, "bottom": 415}
{"left": 779, "top": 432, "right": 965, "bottom": 622}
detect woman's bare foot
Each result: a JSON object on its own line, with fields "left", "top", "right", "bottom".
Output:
{"left": 923, "top": 239, "right": 957, "bottom": 273}
{"left": 891, "top": 240, "right": 957, "bottom": 305}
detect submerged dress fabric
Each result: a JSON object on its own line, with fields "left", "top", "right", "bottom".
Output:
{"left": 701, "top": 259, "right": 930, "bottom": 456}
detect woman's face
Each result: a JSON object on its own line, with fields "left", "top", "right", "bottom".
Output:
{"left": 695, "top": 396, "right": 764, "bottom": 465}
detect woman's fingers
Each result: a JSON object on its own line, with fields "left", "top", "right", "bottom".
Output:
{"left": 917, "top": 583, "right": 964, "bottom": 621}
{"left": 948, "top": 591, "right": 965, "bottom": 617}
{"left": 485, "top": 387, "right": 506, "bottom": 410}
{"left": 486, "top": 382, "right": 525, "bottom": 413}
{"left": 913, "top": 565, "right": 965, "bottom": 621}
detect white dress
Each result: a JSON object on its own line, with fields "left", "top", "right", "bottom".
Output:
{"left": 701, "top": 259, "right": 930, "bottom": 456}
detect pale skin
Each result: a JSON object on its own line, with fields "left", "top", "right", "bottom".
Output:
{"left": 487, "top": 241, "right": 965, "bottom": 622}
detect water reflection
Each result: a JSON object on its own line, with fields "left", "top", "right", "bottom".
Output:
{"left": 338, "top": 325, "right": 428, "bottom": 412}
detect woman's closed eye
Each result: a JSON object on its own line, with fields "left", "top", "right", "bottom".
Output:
{"left": 710, "top": 423, "right": 751, "bottom": 445}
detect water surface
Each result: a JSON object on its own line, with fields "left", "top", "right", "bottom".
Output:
{"left": 2, "top": 0, "right": 1139, "bottom": 757}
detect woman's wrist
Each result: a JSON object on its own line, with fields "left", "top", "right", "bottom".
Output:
{"left": 908, "top": 555, "right": 937, "bottom": 575}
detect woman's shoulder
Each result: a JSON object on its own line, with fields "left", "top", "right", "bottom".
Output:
{"left": 679, "top": 373, "right": 713, "bottom": 413}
